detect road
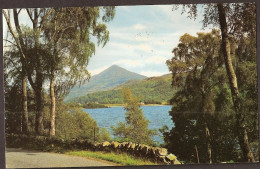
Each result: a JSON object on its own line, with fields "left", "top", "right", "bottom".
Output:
{"left": 6, "top": 148, "right": 117, "bottom": 168}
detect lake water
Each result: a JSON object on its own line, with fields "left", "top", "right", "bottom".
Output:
{"left": 84, "top": 105, "right": 174, "bottom": 144}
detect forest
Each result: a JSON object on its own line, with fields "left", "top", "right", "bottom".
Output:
{"left": 3, "top": 2, "right": 258, "bottom": 164}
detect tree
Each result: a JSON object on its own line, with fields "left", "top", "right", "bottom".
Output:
{"left": 42, "top": 7, "right": 115, "bottom": 136}
{"left": 164, "top": 30, "right": 237, "bottom": 163}
{"left": 171, "top": 2, "right": 256, "bottom": 162}
{"left": 3, "top": 9, "right": 55, "bottom": 135}
{"left": 3, "top": 7, "right": 115, "bottom": 135}
{"left": 55, "top": 103, "right": 97, "bottom": 140}
{"left": 3, "top": 10, "right": 29, "bottom": 134}
{"left": 112, "top": 88, "right": 156, "bottom": 145}
{"left": 98, "top": 128, "right": 112, "bottom": 142}
{"left": 55, "top": 102, "right": 111, "bottom": 142}
{"left": 217, "top": 3, "right": 255, "bottom": 162}
{"left": 4, "top": 45, "right": 35, "bottom": 133}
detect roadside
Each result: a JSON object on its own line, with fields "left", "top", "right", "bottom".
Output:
{"left": 6, "top": 148, "right": 118, "bottom": 168}
{"left": 67, "top": 150, "right": 157, "bottom": 166}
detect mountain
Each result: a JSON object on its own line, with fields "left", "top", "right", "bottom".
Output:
{"left": 70, "top": 73, "right": 176, "bottom": 104}
{"left": 65, "top": 65, "right": 147, "bottom": 101}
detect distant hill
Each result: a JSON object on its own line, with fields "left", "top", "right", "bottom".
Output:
{"left": 70, "top": 73, "right": 175, "bottom": 104}
{"left": 65, "top": 65, "right": 147, "bottom": 101}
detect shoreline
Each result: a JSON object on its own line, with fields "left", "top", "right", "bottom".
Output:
{"left": 83, "top": 104, "right": 171, "bottom": 108}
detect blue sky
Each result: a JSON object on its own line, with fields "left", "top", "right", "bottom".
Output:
{"left": 3, "top": 5, "right": 215, "bottom": 77}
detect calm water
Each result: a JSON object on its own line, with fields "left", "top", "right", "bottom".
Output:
{"left": 84, "top": 105, "right": 174, "bottom": 144}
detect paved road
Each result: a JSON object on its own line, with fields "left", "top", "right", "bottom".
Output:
{"left": 6, "top": 148, "right": 117, "bottom": 168}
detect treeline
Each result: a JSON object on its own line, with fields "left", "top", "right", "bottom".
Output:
{"left": 67, "top": 102, "right": 109, "bottom": 109}
{"left": 70, "top": 74, "right": 174, "bottom": 105}
{"left": 162, "top": 3, "right": 258, "bottom": 163}
{"left": 3, "top": 7, "right": 115, "bottom": 136}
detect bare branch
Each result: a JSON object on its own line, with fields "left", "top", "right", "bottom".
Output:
{"left": 26, "top": 9, "right": 34, "bottom": 23}
{"left": 3, "top": 10, "right": 26, "bottom": 61}
{"left": 3, "top": 39, "right": 18, "bottom": 46}
{"left": 17, "top": 8, "right": 22, "bottom": 14}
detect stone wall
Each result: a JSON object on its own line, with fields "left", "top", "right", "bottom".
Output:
{"left": 5, "top": 133, "right": 181, "bottom": 165}
{"left": 94, "top": 141, "right": 181, "bottom": 164}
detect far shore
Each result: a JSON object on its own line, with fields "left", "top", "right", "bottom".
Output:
{"left": 78, "top": 103, "right": 171, "bottom": 109}
{"left": 104, "top": 104, "right": 171, "bottom": 108}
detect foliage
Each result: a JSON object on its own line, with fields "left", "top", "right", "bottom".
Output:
{"left": 163, "top": 28, "right": 257, "bottom": 163}
{"left": 111, "top": 88, "right": 157, "bottom": 145}
{"left": 55, "top": 103, "right": 101, "bottom": 141}
{"left": 161, "top": 2, "right": 258, "bottom": 163}
{"left": 98, "top": 128, "right": 112, "bottom": 142}
{"left": 3, "top": 6, "right": 116, "bottom": 135}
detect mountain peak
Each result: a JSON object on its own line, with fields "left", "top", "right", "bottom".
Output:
{"left": 110, "top": 64, "right": 120, "bottom": 68}
{"left": 65, "top": 65, "right": 147, "bottom": 101}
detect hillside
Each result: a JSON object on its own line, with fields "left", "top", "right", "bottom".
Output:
{"left": 65, "top": 65, "right": 147, "bottom": 101}
{"left": 70, "top": 74, "right": 175, "bottom": 104}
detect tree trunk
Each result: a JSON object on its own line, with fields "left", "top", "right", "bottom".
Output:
{"left": 22, "top": 72, "right": 28, "bottom": 133}
{"left": 205, "top": 124, "right": 212, "bottom": 164}
{"left": 33, "top": 10, "right": 45, "bottom": 135}
{"left": 195, "top": 145, "right": 200, "bottom": 164}
{"left": 217, "top": 3, "right": 255, "bottom": 162}
{"left": 201, "top": 90, "right": 213, "bottom": 164}
{"left": 35, "top": 83, "right": 44, "bottom": 135}
{"left": 49, "top": 75, "right": 56, "bottom": 136}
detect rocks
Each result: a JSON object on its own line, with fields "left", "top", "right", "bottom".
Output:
{"left": 111, "top": 141, "right": 120, "bottom": 149}
{"left": 156, "top": 148, "right": 168, "bottom": 156}
{"left": 158, "top": 156, "right": 169, "bottom": 164}
{"left": 166, "top": 153, "right": 181, "bottom": 164}
{"left": 102, "top": 141, "right": 110, "bottom": 147}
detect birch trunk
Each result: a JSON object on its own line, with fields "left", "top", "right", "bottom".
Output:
{"left": 217, "top": 3, "right": 255, "bottom": 162}
{"left": 49, "top": 75, "right": 56, "bottom": 136}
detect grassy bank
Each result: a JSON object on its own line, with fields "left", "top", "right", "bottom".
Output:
{"left": 67, "top": 150, "right": 158, "bottom": 166}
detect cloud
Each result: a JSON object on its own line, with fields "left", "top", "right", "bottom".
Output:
{"left": 137, "top": 44, "right": 152, "bottom": 52}
{"left": 146, "top": 56, "right": 167, "bottom": 64}
{"left": 133, "top": 24, "right": 146, "bottom": 30}
{"left": 112, "top": 59, "right": 143, "bottom": 67}
{"left": 140, "top": 70, "right": 170, "bottom": 77}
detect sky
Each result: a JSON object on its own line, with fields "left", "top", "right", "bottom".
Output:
{"left": 87, "top": 5, "right": 214, "bottom": 77}
{"left": 3, "top": 5, "right": 216, "bottom": 77}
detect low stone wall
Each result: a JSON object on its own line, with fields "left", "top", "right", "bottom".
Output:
{"left": 94, "top": 141, "right": 181, "bottom": 164}
{"left": 5, "top": 133, "right": 181, "bottom": 165}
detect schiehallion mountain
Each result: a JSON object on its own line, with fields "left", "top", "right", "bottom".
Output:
{"left": 65, "top": 65, "right": 147, "bottom": 101}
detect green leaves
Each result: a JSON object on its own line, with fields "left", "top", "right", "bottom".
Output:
{"left": 164, "top": 30, "right": 244, "bottom": 163}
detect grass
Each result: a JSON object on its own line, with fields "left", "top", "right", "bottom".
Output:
{"left": 66, "top": 150, "right": 158, "bottom": 166}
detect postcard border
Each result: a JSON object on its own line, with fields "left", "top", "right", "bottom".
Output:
{"left": 0, "top": 0, "right": 259, "bottom": 169}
